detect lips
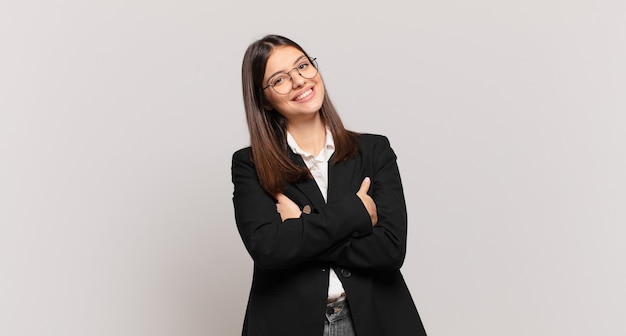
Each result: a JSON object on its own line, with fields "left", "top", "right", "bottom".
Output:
{"left": 294, "top": 87, "right": 314, "bottom": 101}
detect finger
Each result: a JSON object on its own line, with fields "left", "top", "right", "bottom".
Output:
{"left": 372, "top": 213, "right": 378, "bottom": 226}
{"left": 275, "top": 193, "right": 287, "bottom": 203}
{"left": 357, "top": 177, "right": 371, "bottom": 194}
{"left": 276, "top": 193, "right": 298, "bottom": 208}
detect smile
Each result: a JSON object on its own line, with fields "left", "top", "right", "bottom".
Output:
{"left": 294, "top": 88, "right": 314, "bottom": 101}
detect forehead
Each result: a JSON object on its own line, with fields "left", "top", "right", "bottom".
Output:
{"left": 264, "top": 46, "right": 306, "bottom": 77}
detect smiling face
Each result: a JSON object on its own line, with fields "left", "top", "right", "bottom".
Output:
{"left": 262, "top": 46, "right": 325, "bottom": 123}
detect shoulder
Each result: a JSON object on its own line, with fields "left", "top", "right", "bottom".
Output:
{"left": 232, "top": 146, "right": 252, "bottom": 161}
{"left": 233, "top": 146, "right": 252, "bottom": 159}
{"left": 357, "top": 133, "right": 393, "bottom": 151}
{"left": 358, "top": 133, "right": 390, "bottom": 145}
{"left": 231, "top": 147, "right": 258, "bottom": 181}
{"left": 355, "top": 133, "right": 397, "bottom": 163}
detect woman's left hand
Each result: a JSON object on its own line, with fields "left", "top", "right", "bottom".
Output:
{"left": 275, "top": 193, "right": 302, "bottom": 221}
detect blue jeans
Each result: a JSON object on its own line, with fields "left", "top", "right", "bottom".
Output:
{"left": 323, "top": 299, "right": 356, "bottom": 336}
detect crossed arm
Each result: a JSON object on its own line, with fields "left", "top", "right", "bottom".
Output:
{"left": 231, "top": 136, "right": 408, "bottom": 271}
{"left": 275, "top": 176, "right": 378, "bottom": 225}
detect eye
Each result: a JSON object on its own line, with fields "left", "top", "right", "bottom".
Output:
{"left": 298, "top": 61, "right": 310, "bottom": 70}
{"left": 271, "top": 74, "right": 289, "bottom": 86}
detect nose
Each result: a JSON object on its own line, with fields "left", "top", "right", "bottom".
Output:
{"left": 286, "top": 68, "right": 306, "bottom": 89}
{"left": 291, "top": 73, "right": 306, "bottom": 88}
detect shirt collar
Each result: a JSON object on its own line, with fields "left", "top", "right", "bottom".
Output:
{"left": 286, "top": 127, "right": 335, "bottom": 161}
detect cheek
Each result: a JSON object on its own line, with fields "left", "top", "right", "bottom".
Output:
{"left": 314, "top": 85, "right": 325, "bottom": 105}
{"left": 315, "top": 79, "right": 326, "bottom": 97}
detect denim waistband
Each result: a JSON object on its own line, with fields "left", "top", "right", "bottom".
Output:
{"left": 325, "top": 298, "right": 351, "bottom": 323}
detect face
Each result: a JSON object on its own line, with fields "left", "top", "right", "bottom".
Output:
{"left": 262, "top": 46, "right": 325, "bottom": 122}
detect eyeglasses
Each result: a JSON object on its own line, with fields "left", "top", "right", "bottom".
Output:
{"left": 262, "top": 58, "right": 318, "bottom": 95}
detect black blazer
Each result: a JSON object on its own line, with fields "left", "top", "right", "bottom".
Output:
{"left": 231, "top": 134, "right": 427, "bottom": 336}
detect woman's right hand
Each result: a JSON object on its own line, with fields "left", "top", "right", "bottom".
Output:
{"left": 275, "top": 193, "right": 302, "bottom": 222}
{"left": 356, "top": 177, "right": 378, "bottom": 226}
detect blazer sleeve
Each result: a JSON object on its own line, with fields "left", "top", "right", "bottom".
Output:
{"left": 318, "top": 135, "right": 409, "bottom": 270}
{"left": 231, "top": 149, "right": 372, "bottom": 271}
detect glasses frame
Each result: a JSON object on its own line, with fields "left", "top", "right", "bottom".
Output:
{"left": 262, "top": 57, "right": 318, "bottom": 95}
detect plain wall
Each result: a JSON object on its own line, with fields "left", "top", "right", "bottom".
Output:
{"left": 1, "top": 0, "right": 625, "bottom": 335}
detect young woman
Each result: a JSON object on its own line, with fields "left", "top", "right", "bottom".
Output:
{"left": 231, "top": 34, "right": 428, "bottom": 336}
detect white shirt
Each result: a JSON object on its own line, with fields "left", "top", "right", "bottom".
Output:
{"left": 286, "top": 129, "right": 346, "bottom": 300}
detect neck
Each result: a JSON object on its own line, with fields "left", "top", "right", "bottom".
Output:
{"left": 286, "top": 115, "right": 326, "bottom": 156}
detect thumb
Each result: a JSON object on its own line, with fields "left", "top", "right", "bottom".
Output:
{"left": 358, "top": 177, "right": 371, "bottom": 194}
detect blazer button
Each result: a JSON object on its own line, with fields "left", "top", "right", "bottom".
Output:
{"left": 340, "top": 268, "right": 352, "bottom": 278}
{"left": 302, "top": 205, "right": 312, "bottom": 214}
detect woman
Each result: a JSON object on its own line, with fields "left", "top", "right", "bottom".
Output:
{"left": 231, "top": 34, "right": 427, "bottom": 336}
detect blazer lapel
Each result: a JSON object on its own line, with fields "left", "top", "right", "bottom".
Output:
{"left": 327, "top": 154, "right": 363, "bottom": 203}
{"left": 287, "top": 150, "right": 326, "bottom": 208}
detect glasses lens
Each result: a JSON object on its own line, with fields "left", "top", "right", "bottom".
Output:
{"left": 270, "top": 58, "right": 319, "bottom": 95}
{"left": 298, "top": 59, "right": 318, "bottom": 79}
{"left": 271, "top": 74, "right": 291, "bottom": 94}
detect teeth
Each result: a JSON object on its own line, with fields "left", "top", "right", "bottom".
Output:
{"left": 295, "top": 89, "right": 312, "bottom": 101}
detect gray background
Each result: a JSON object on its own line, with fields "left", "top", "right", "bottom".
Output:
{"left": 1, "top": 0, "right": 625, "bottom": 335}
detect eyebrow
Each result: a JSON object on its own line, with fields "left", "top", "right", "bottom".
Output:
{"left": 266, "top": 55, "right": 308, "bottom": 82}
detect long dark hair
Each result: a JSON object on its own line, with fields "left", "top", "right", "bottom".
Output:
{"left": 241, "top": 34, "right": 359, "bottom": 195}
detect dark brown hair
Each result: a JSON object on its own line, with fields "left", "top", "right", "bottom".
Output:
{"left": 241, "top": 34, "right": 359, "bottom": 195}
